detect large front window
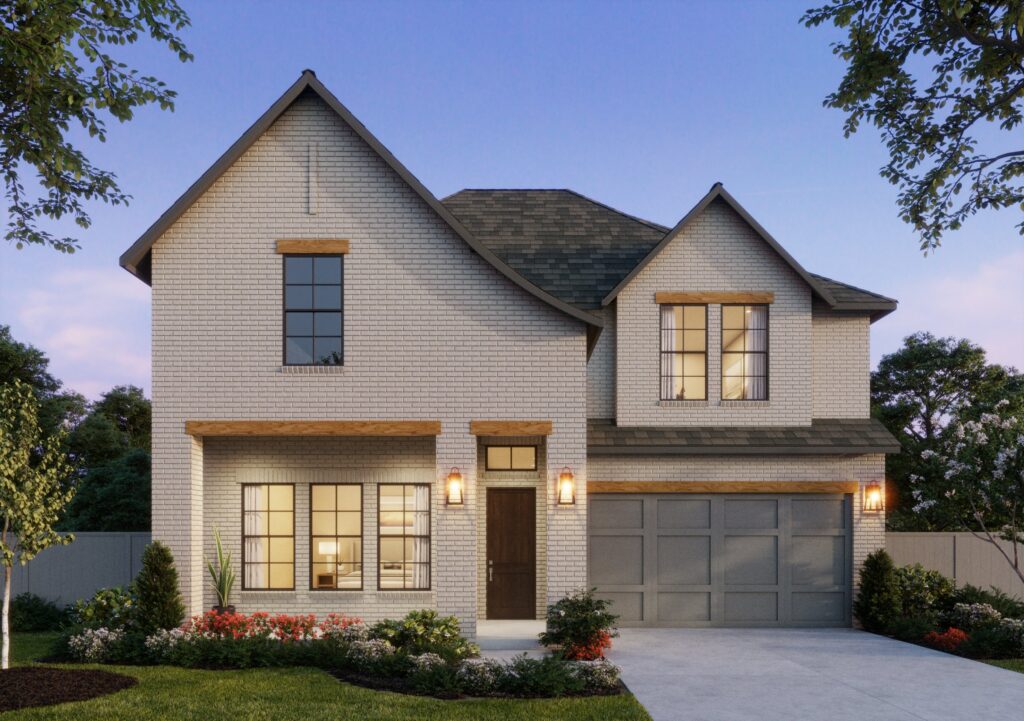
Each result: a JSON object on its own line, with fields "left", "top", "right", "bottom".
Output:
{"left": 311, "top": 484, "right": 362, "bottom": 590}
{"left": 722, "top": 304, "right": 768, "bottom": 400}
{"left": 660, "top": 304, "right": 707, "bottom": 400}
{"left": 378, "top": 484, "right": 430, "bottom": 590}
{"left": 242, "top": 484, "right": 295, "bottom": 590}
{"left": 283, "top": 255, "right": 343, "bottom": 365}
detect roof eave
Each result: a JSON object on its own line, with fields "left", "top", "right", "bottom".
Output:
{"left": 587, "top": 444, "right": 901, "bottom": 456}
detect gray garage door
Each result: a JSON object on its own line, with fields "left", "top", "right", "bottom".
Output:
{"left": 588, "top": 494, "right": 851, "bottom": 627}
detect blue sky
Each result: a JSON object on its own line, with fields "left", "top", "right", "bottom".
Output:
{"left": 1, "top": 0, "right": 1022, "bottom": 399}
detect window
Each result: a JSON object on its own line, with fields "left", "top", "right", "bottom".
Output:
{"left": 310, "top": 484, "right": 362, "bottom": 590}
{"left": 485, "top": 445, "right": 537, "bottom": 471}
{"left": 242, "top": 484, "right": 294, "bottom": 589}
{"left": 722, "top": 304, "right": 768, "bottom": 400}
{"left": 378, "top": 484, "right": 430, "bottom": 590}
{"left": 283, "top": 255, "right": 343, "bottom": 365}
{"left": 660, "top": 304, "right": 707, "bottom": 400}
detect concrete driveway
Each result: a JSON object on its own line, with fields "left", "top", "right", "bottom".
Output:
{"left": 610, "top": 628, "right": 1024, "bottom": 721}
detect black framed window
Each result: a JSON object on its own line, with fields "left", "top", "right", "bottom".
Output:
{"left": 484, "top": 445, "right": 537, "bottom": 471}
{"left": 660, "top": 304, "right": 707, "bottom": 400}
{"left": 284, "top": 255, "right": 343, "bottom": 365}
{"left": 378, "top": 484, "right": 430, "bottom": 590}
{"left": 722, "top": 304, "right": 768, "bottom": 400}
{"left": 310, "top": 484, "right": 362, "bottom": 590}
{"left": 242, "top": 484, "right": 294, "bottom": 590}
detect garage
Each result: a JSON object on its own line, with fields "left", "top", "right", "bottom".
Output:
{"left": 588, "top": 494, "right": 852, "bottom": 627}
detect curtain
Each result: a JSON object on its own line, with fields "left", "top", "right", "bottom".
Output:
{"left": 412, "top": 485, "right": 430, "bottom": 589}
{"left": 746, "top": 306, "right": 768, "bottom": 399}
{"left": 661, "top": 305, "right": 677, "bottom": 399}
{"left": 243, "top": 486, "right": 266, "bottom": 588}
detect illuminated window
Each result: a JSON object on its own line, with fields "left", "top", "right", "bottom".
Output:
{"left": 378, "top": 484, "right": 430, "bottom": 590}
{"left": 485, "top": 445, "right": 537, "bottom": 471}
{"left": 660, "top": 304, "right": 707, "bottom": 400}
{"left": 242, "top": 484, "right": 294, "bottom": 590}
{"left": 722, "top": 304, "right": 768, "bottom": 400}
{"left": 310, "top": 485, "right": 362, "bottom": 590}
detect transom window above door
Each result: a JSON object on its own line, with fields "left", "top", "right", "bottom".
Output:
{"left": 283, "top": 255, "right": 343, "bottom": 365}
{"left": 485, "top": 445, "right": 537, "bottom": 471}
{"left": 660, "top": 304, "right": 707, "bottom": 400}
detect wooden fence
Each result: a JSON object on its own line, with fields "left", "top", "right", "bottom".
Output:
{"left": 886, "top": 532, "right": 1024, "bottom": 600}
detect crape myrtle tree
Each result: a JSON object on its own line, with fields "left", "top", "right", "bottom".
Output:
{"left": 0, "top": 380, "right": 75, "bottom": 670}
{"left": 804, "top": 1, "right": 1024, "bottom": 249}
{"left": 0, "top": 0, "right": 192, "bottom": 253}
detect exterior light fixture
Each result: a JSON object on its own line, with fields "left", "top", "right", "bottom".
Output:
{"left": 557, "top": 467, "right": 576, "bottom": 506}
{"left": 863, "top": 481, "right": 884, "bottom": 513}
{"left": 446, "top": 467, "right": 464, "bottom": 506}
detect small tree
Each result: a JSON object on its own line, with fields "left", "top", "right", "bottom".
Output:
{"left": 135, "top": 541, "right": 184, "bottom": 633}
{"left": 854, "top": 550, "right": 902, "bottom": 632}
{"left": 912, "top": 399, "right": 1024, "bottom": 584}
{"left": 0, "top": 379, "right": 74, "bottom": 669}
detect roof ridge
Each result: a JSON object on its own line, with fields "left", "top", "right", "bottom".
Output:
{"left": 560, "top": 189, "right": 671, "bottom": 234}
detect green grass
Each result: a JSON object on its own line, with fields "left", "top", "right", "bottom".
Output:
{"left": 5, "top": 634, "right": 651, "bottom": 721}
{"left": 984, "top": 659, "right": 1024, "bottom": 674}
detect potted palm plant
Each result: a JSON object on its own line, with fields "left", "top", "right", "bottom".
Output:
{"left": 207, "top": 528, "right": 236, "bottom": 615}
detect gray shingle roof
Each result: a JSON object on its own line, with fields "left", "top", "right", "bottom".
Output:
{"left": 442, "top": 189, "right": 897, "bottom": 320}
{"left": 587, "top": 418, "right": 900, "bottom": 456}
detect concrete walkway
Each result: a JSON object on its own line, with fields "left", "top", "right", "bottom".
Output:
{"left": 611, "top": 628, "right": 1024, "bottom": 721}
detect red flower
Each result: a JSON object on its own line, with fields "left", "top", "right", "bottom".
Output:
{"left": 923, "top": 627, "right": 969, "bottom": 653}
{"left": 564, "top": 630, "right": 613, "bottom": 660}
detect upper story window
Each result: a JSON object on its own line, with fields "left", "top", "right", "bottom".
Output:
{"left": 722, "top": 304, "right": 768, "bottom": 400}
{"left": 284, "top": 255, "right": 343, "bottom": 365}
{"left": 242, "top": 484, "right": 295, "bottom": 590}
{"left": 660, "top": 305, "right": 707, "bottom": 400}
{"left": 485, "top": 445, "right": 537, "bottom": 471}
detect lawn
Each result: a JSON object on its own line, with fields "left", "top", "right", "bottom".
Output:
{"left": 5, "top": 633, "right": 652, "bottom": 721}
{"left": 984, "top": 659, "right": 1024, "bottom": 674}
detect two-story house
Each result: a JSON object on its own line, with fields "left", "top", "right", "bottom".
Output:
{"left": 120, "top": 71, "right": 898, "bottom": 637}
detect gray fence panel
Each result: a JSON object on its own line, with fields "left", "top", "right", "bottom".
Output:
{"left": 10, "top": 532, "right": 151, "bottom": 606}
{"left": 887, "top": 532, "right": 1024, "bottom": 600}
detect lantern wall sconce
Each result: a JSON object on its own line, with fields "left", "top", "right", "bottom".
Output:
{"left": 862, "top": 481, "right": 884, "bottom": 513}
{"left": 557, "top": 467, "right": 576, "bottom": 506}
{"left": 446, "top": 467, "right": 464, "bottom": 506}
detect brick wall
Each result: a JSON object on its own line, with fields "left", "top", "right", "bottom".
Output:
{"left": 586, "top": 304, "right": 616, "bottom": 419}
{"left": 812, "top": 307, "right": 870, "bottom": 418}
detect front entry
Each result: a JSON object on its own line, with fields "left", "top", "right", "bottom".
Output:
{"left": 486, "top": 488, "right": 536, "bottom": 619}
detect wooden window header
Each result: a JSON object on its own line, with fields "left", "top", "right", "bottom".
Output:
{"left": 470, "top": 420, "right": 553, "bottom": 436}
{"left": 655, "top": 292, "right": 774, "bottom": 304}
{"left": 587, "top": 480, "right": 858, "bottom": 494}
{"left": 276, "top": 239, "right": 350, "bottom": 254}
{"left": 185, "top": 420, "right": 441, "bottom": 437}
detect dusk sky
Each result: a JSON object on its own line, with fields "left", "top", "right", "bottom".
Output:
{"left": 2, "top": 0, "right": 1022, "bottom": 400}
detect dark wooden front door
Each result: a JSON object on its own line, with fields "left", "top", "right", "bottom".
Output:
{"left": 486, "top": 488, "right": 536, "bottom": 619}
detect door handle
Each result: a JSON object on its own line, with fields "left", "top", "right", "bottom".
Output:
{"left": 488, "top": 560, "right": 493, "bottom": 583}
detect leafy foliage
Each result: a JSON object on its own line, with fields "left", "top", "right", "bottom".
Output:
{"left": 804, "top": 1, "right": 1024, "bottom": 249}
{"left": 60, "top": 448, "right": 150, "bottom": 531}
{"left": 540, "top": 588, "right": 619, "bottom": 660}
{"left": 951, "top": 583, "right": 1024, "bottom": 618}
{"left": 10, "top": 592, "right": 68, "bottom": 632}
{"left": 854, "top": 550, "right": 902, "bottom": 632}
{"left": 135, "top": 542, "right": 184, "bottom": 634}
{"left": 871, "top": 332, "right": 1023, "bottom": 530}
{"left": 206, "top": 528, "right": 235, "bottom": 609}
{"left": 0, "top": 0, "right": 192, "bottom": 252}
{"left": 894, "top": 563, "right": 955, "bottom": 618}
{"left": 369, "top": 609, "right": 478, "bottom": 662}
{"left": 0, "top": 325, "right": 86, "bottom": 437}
{"left": 0, "top": 378, "right": 75, "bottom": 668}
{"left": 70, "top": 585, "right": 136, "bottom": 629}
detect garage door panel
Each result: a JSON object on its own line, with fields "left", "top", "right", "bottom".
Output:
{"left": 658, "top": 592, "right": 711, "bottom": 623}
{"left": 724, "top": 592, "right": 778, "bottom": 622}
{"left": 790, "top": 536, "right": 845, "bottom": 587}
{"left": 792, "top": 499, "right": 846, "bottom": 529}
{"left": 657, "top": 499, "right": 710, "bottom": 529}
{"left": 658, "top": 536, "right": 710, "bottom": 585}
{"left": 590, "top": 499, "right": 644, "bottom": 529}
{"left": 603, "top": 592, "right": 644, "bottom": 623}
{"left": 590, "top": 536, "right": 643, "bottom": 585}
{"left": 724, "top": 499, "right": 778, "bottom": 529}
{"left": 791, "top": 592, "right": 846, "bottom": 623}
{"left": 724, "top": 536, "right": 778, "bottom": 585}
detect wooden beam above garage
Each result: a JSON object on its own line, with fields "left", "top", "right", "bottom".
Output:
{"left": 469, "top": 420, "right": 553, "bottom": 436}
{"left": 587, "top": 480, "right": 859, "bottom": 494}
{"left": 275, "top": 239, "right": 350, "bottom": 254}
{"left": 185, "top": 420, "right": 442, "bottom": 437}
{"left": 654, "top": 291, "right": 774, "bottom": 304}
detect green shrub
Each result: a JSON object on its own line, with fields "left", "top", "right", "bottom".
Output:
{"left": 539, "top": 588, "right": 619, "bottom": 659}
{"left": 10, "top": 593, "right": 68, "bottom": 632}
{"left": 71, "top": 586, "right": 137, "bottom": 629}
{"left": 165, "top": 635, "right": 287, "bottom": 669}
{"left": 135, "top": 541, "right": 185, "bottom": 633}
{"left": 959, "top": 621, "right": 1024, "bottom": 660}
{"left": 407, "top": 654, "right": 460, "bottom": 697}
{"left": 885, "top": 615, "right": 937, "bottom": 642}
{"left": 854, "top": 550, "right": 902, "bottom": 632}
{"left": 950, "top": 585, "right": 1024, "bottom": 619}
{"left": 894, "top": 564, "right": 954, "bottom": 618}
{"left": 497, "top": 654, "right": 587, "bottom": 697}
{"left": 369, "top": 610, "right": 478, "bottom": 662}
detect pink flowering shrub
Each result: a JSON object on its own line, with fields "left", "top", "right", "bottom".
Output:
{"left": 179, "top": 610, "right": 361, "bottom": 642}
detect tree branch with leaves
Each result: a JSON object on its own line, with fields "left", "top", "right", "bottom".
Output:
{"left": 0, "top": 0, "right": 192, "bottom": 253}
{"left": 803, "top": 0, "right": 1024, "bottom": 250}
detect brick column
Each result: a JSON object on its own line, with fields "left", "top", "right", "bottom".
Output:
{"left": 434, "top": 427, "right": 478, "bottom": 638}
{"left": 545, "top": 421, "right": 588, "bottom": 606}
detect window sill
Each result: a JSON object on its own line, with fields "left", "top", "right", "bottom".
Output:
{"left": 720, "top": 400, "right": 770, "bottom": 408}
{"left": 658, "top": 400, "right": 709, "bottom": 408}
{"left": 279, "top": 365, "right": 346, "bottom": 375}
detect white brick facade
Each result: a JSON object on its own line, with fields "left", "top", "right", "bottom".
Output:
{"left": 812, "top": 308, "right": 870, "bottom": 418}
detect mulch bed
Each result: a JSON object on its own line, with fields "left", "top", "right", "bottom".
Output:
{"left": 0, "top": 667, "right": 138, "bottom": 712}
{"left": 328, "top": 668, "right": 626, "bottom": 700}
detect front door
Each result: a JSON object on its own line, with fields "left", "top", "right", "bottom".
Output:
{"left": 486, "top": 488, "right": 536, "bottom": 619}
